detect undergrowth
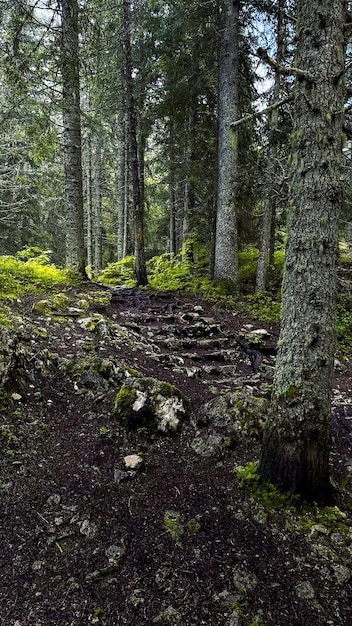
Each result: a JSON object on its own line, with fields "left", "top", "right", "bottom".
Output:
{"left": 0, "top": 246, "right": 71, "bottom": 299}
{"left": 98, "top": 243, "right": 284, "bottom": 322}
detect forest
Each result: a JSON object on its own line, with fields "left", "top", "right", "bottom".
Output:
{"left": 0, "top": 0, "right": 352, "bottom": 624}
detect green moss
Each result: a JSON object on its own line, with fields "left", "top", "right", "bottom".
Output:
{"left": 163, "top": 511, "right": 184, "bottom": 539}
{"left": 124, "top": 366, "right": 141, "bottom": 377}
{"left": 235, "top": 462, "right": 300, "bottom": 511}
{"left": 112, "top": 383, "right": 157, "bottom": 431}
{"left": 235, "top": 461, "right": 260, "bottom": 488}
{"left": 1, "top": 426, "right": 20, "bottom": 454}
{"left": 79, "top": 291, "right": 111, "bottom": 308}
{"left": 33, "top": 292, "right": 71, "bottom": 315}
{"left": 113, "top": 385, "right": 137, "bottom": 420}
{"left": 300, "top": 503, "right": 350, "bottom": 534}
{"left": 0, "top": 312, "right": 14, "bottom": 329}
{"left": 282, "top": 385, "right": 301, "bottom": 400}
{"left": 186, "top": 518, "right": 200, "bottom": 533}
{"left": 337, "top": 293, "right": 352, "bottom": 352}
{"left": 156, "top": 381, "right": 180, "bottom": 400}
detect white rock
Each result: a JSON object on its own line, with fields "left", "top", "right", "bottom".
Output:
{"left": 132, "top": 390, "right": 148, "bottom": 412}
{"left": 247, "top": 328, "right": 270, "bottom": 337}
{"left": 124, "top": 454, "right": 143, "bottom": 469}
{"left": 155, "top": 395, "right": 185, "bottom": 432}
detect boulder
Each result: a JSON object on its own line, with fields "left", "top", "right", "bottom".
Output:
{"left": 113, "top": 377, "right": 190, "bottom": 433}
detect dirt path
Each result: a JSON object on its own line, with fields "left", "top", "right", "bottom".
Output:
{"left": 0, "top": 285, "right": 351, "bottom": 626}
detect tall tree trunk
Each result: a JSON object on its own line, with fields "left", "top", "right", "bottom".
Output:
{"left": 86, "top": 136, "right": 93, "bottom": 271}
{"left": 94, "top": 136, "right": 103, "bottom": 274}
{"left": 255, "top": 0, "right": 285, "bottom": 293}
{"left": 117, "top": 114, "right": 126, "bottom": 261}
{"left": 122, "top": 0, "right": 148, "bottom": 286}
{"left": 168, "top": 135, "right": 176, "bottom": 255}
{"left": 61, "top": 0, "right": 86, "bottom": 277}
{"left": 213, "top": 0, "right": 240, "bottom": 289}
{"left": 182, "top": 95, "right": 197, "bottom": 250}
{"left": 260, "top": 0, "right": 347, "bottom": 502}
{"left": 123, "top": 136, "right": 130, "bottom": 259}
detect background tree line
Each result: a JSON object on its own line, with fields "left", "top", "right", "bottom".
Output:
{"left": 0, "top": 0, "right": 301, "bottom": 287}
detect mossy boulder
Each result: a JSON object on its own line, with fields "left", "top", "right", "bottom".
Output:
{"left": 204, "top": 390, "right": 268, "bottom": 441}
{"left": 113, "top": 377, "right": 190, "bottom": 433}
{"left": 67, "top": 357, "right": 140, "bottom": 394}
{"left": 33, "top": 293, "right": 71, "bottom": 315}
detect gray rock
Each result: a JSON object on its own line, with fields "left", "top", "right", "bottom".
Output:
{"left": 191, "top": 433, "right": 233, "bottom": 457}
{"left": 331, "top": 564, "right": 351, "bottom": 584}
{"left": 153, "top": 605, "right": 182, "bottom": 624}
{"left": 105, "top": 540, "right": 127, "bottom": 564}
{"left": 204, "top": 390, "right": 268, "bottom": 440}
{"left": 79, "top": 518, "right": 98, "bottom": 539}
{"left": 294, "top": 580, "right": 315, "bottom": 599}
{"left": 232, "top": 567, "right": 259, "bottom": 597}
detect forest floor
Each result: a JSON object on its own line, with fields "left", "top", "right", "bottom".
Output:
{"left": 0, "top": 283, "right": 352, "bottom": 626}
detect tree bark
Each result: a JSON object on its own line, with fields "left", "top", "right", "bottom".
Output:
{"left": 122, "top": 0, "right": 148, "bottom": 286}
{"left": 94, "top": 136, "right": 103, "bottom": 274}
{"left": 260, "top": 0, "right": 347, "bottom": 502}
{"left": 86, "top": 136, "right": 93, "bottom": 271}
{"left": 61, "top": 0, "right": 86, "bottom": 277}
{"left": 213, "top": 0, "right": 240, "bottom": 289}
{"left": 117, "top": 113, "right": 126, "bottom": 261}
{"left": 168, "top": 124, "right": 177, "bottom": 255}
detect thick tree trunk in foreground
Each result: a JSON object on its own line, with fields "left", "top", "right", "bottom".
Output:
{"left": 61, "top": 0, "right": 86, "bottom": 277}
{"left": 260, "top": 0, "right": 347, "bottom": 502}
{"left": 213, "top": 0, "right": 240, "bottom": 289}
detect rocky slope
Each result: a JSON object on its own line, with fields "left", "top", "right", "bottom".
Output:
{"left": 0, "top": 284, "right": 351, "bottom": 626}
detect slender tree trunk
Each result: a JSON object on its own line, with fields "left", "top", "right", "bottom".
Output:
{"left": 123, "top": 115, "right": 130, "bottom": 258}
{"left": 182, "top": 97, "right": 197, "bottom": 250}
{"left": 255, "top": 0, "right": 285, "bottom": 293}
{"left": 86, "top": 136, "right": 93, "bottom": 271}
{"left": 122, "top": 0, "right": 148, "bottom": 286}
{"left": 260, "top": 0, "right": 347, "bottom": 502}
{"left": 117, "top": 114, "right": 126, "bottom": 261}
{"left": 61, "top": 0, "right": 86, "bottom": 277}
{"left": 94, "top": 136, "right": 103, "bottom": 274}
{"left": 213, "top": 0, "right": 240, "bottom": 289}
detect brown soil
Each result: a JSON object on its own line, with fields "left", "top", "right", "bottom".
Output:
{"left": 0, "top": 284, "right": 351, "bottom": 626}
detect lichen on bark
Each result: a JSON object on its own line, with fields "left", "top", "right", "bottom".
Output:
{"left": 260, "top": 0, "right": 348, "bottom": 502}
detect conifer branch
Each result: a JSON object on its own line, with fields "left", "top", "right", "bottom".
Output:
{"left": 230, "top": 96, "right": 293, "bottom": 130}
{"left": 257, "top": 48, "right": 312, "bottom": 81}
